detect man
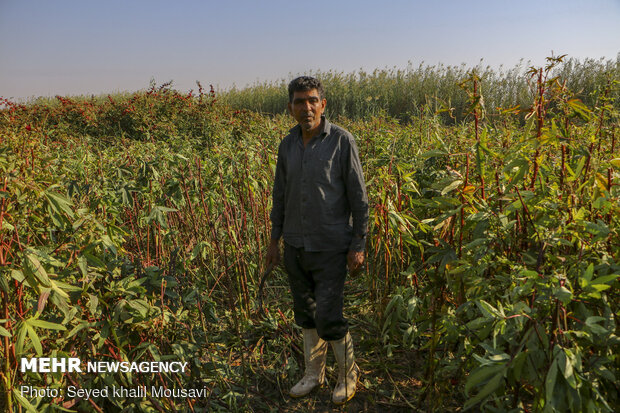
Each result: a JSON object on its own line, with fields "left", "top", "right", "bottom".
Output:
{"left": 265, "top": 76, "right": 369, "bottom": 405}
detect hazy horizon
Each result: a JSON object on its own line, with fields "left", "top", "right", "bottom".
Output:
{"left": 1, "top": 0, "right": 619, "bottom": 102}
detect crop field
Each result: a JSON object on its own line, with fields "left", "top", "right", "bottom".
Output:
{"left": 0, "top": 57, "right": 619, "bottom": 412}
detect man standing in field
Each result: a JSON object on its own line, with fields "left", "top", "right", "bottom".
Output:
{"left": 265, "top": 76, "right": 368, "bottom": 405}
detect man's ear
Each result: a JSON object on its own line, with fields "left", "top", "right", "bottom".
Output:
{"left": 287, "top": 102, "right": 293, "bottom": 116}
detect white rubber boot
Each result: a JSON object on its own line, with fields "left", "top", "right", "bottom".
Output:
{"left": 289, "top": 328, "right": 328, "bottom": 398}
{"left": 330, "top": 331, "right": 360, "bottom": 405}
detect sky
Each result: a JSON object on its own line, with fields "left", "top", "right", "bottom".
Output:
{"left": 1, "top": 0, "right": 619, "bottom": 101}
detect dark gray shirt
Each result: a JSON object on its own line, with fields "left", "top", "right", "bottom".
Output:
{"left": 270, "top": 116, "right": 368, "bottom": 252}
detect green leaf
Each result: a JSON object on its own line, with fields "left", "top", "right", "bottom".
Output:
{"left": 25, "top": 324, "right": 42, "bottom": 356}
{"left": 23, "top": 253, "right": 51, "bottom": 288}
{"left": 29, "top": 319, "right": 67, "bottom": 331}
{"left": 49, "top": 280, "right": 70, "bottom": 299}
{"left": 584, "top": 220, "right": 610, "bottom": 240}
{"left": 15, "top": 322, "right": 27, "bottom": 355}
{"left": 127, "top": 299, "right": 150, "bottom": 318}
{"left": 0, "top": 273, "right": 8, "bottom": 293}
{"left": 421, "top": 149, "right": 448, "bottom": 158}
{"left": 585, "top": 316, "right": 608, "bottom": 335}
{"left": 505, "top": 159, "right": 528, "bottom": 190}
{"left": 72, "top": 216, "right": 89, "bottom": 231}
{"left": 384, "top": 294, "right": 404, "bottom": 316}
{"left": 582, "top": 263, "right": 594, "bottom": 283}
{"left": 88, "top": 293, "right": 99, "bottom": 315}
{"left": 83, "top": 252, "right": 106, "bottom": 269}
{"left": 465, "top": 363, "right": 505, "bottom": 393}
{"left": 44, "top": 189, "right": 75, "bottom": 218}
{"left": 465, "top": 317, "right": 488, "bottom": 330}
{"left": 545, "top": 356, "right": 558, "bottom": 404}
{"left": 66, "top": 321, "right": 92, "bottom": 339}
{"left": 560, "top": 349, "right": 577, "bottom": 389}
{"left": 553, "top": 286, "right": 572, "bottom": 305}
{"left": 441, "top": 179, "right": 463, "bottom": 195}
{"left": 78, "top": 255, "right": 88, "bottom": 277}
{"left": 101, "top": 234, "right": 118, "bottom": 255}
{"left": 476, "top": 300, "right": 503, "bottom": 318}
{"left": 573, "top": 156, "right": 586, "bottom": 179}
{"left": 488, "top": 353, "right": 510, "bottom": 362}
{"left": 587, "top": 284, "right": 611, "bottom": 294}
{"left": 590, "top": 274, "right": 619, "bottom": 285}
{"left": 595, "top": 365, "right": 615, "bottom": 382}
{"left": 147, "top": 205, "right": 178, "bottom": 228}
{"left": 511, "top": 351, "right": 527, "bottom": 381}
{"left": 567, "top": 98, "right": 591, "bottom": 121}
{"left": 464, "top": 238, "right": 487, "bottom": 251}
{"left": 0, "top": 325, "right": 11, "bottom": 337}
{"left": 464, "top": 369, "right": 505, "bottom": 410}
{"left": 12, "top": 388, "right": 39, "bottom": 413}
{"left": 28, "top": 248, "right": 63, "bottom": 268}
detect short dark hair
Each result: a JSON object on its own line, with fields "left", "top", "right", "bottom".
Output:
{"left": 288, "top": 76, "right": 325, "bottom": 103}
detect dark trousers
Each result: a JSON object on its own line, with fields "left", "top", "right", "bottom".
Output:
{"left": 283, "top": 243, "right": 349, "bottom": 341}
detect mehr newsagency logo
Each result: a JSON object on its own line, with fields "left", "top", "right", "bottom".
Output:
{"left": 21, "top": 357, "right": 188, "bottom": 373}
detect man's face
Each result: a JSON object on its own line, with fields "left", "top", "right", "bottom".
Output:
{"left": 288, "top": 89, "right": 326, "bottom": 133}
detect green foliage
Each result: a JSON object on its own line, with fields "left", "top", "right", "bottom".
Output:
{"left": 220, "top": 56, "right": 620, "bottom": 124}
{"left": 0, "top": 58, "right": 618, "bottom": 411}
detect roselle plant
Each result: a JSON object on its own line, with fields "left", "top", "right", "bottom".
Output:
{"left": 0, "top": 60, "right": 617, "bottom": 412}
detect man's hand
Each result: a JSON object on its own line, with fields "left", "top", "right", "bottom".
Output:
{"left": 347, "top": 250, "right": 365, "bottom": 276}
{"left": 265, "top": 239, "right": 281, "bottom": 267}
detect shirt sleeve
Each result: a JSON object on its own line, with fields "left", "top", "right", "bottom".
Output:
{"left": 270, "top": 140, "right": 286, "bottom": 241}
{"left": 342, "top": 135, "right": 369, "bottom": 252}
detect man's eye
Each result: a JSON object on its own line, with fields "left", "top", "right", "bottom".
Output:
{"left": 294, "top": 98, "right": 319, "bottom": 105}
